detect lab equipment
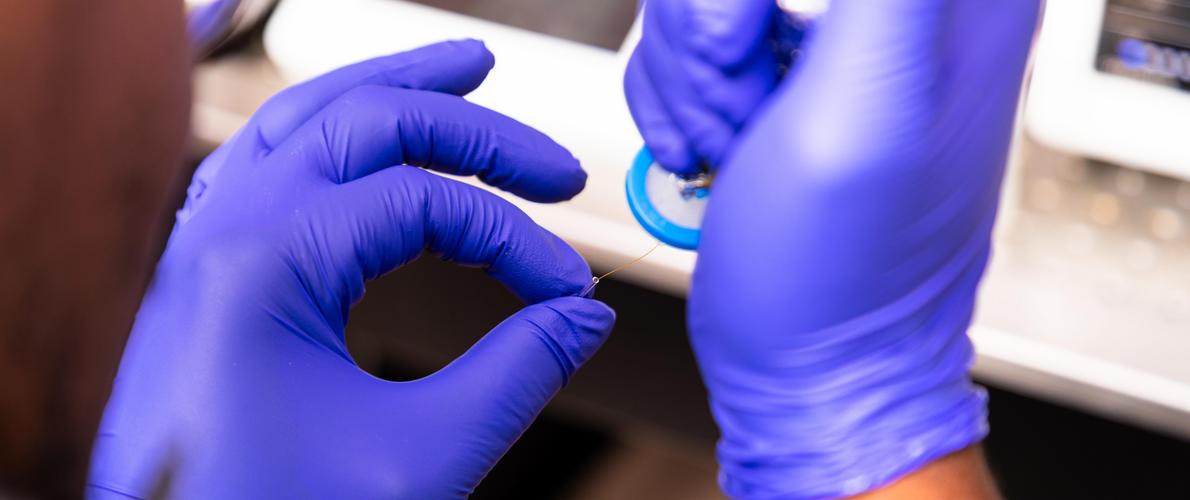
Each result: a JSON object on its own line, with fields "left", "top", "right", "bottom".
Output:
{"left": 88, "top": 41, "right": 614, "bottom": 498}
{"left": 625, "top": 147, "right": 709, "bottom": 249}
{"left": 1027, "top": 0, "right": 1190, "bottom": 180}
{"left": 661, "top": 0, "right": 1039, "bottom": 497}
{"left": 624, "top": 0, "right": 830, "bottom": 249}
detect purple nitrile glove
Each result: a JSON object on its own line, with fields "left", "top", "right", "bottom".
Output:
{"left": 88, "top": 40, "right": 614, "bottom": 499}
{"left": 627, "top": 0, "right": 1041, "bottom": 498}
{"left": 624, "top": 0, "right": 781, "bottom": 176}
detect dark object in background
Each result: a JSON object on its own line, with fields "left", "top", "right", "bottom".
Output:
{"left": 1097, "top": 0, "right": 1190, "bottom": 92}
{"left": 347, "top": 256, "right": 718, "bottom": 443}
{"left": 351, "top": 257, "right": 1190, "bottom": 499}
{"left": 985, "top": 388, "right": 1190, "bottom": 500}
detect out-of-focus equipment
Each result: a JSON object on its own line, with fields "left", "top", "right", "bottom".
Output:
{"left": 1027, "top": 0, "right": 1190, "bottom": 179}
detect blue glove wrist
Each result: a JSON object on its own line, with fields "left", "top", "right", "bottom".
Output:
{"left": 705, "top": 234, "right": 993, "bottom": 498}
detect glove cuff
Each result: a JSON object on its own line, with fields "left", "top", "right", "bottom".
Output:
{"left": 714, "top": 382, "right": 988, "bottom": 499}
{"left": 708, "top": 244, "right": 992, "bottom": 499}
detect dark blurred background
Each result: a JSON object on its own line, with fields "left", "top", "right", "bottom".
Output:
{"left": 343, "top": 256, "right": 1190, "bottom": 499}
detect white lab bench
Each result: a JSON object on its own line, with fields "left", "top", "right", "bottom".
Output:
{"left": 192, "top": 0, "right": 1190, "bottom": 444}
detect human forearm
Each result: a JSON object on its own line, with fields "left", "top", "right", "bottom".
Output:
{"left": 852, "top": 446, "right": 999, "bottom": 500}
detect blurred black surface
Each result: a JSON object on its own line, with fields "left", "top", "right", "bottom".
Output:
{"left": 985, "top": 388, "right": 1190, "bottom": 499}
{"left": 346, "top": 254, "right": 718, "bottom": 442}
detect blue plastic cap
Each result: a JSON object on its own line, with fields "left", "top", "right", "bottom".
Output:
{"left": 625, "top": 146, "right": 702, "bottom": 250}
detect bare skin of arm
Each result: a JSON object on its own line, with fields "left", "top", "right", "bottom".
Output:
{"left": 0, "top": 0, "right": 189, "bottom": 496}
{"left": 852, "top": 447, "right": 1000, "bottom": 500}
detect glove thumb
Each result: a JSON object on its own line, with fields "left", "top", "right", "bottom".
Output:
{"left": 430, "top": 296, "right": 615, "bottom": 436}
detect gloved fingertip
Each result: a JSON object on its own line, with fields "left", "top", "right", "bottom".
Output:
{"left": 486, "top": 225, "right": 593, "bottom": 303}
{"left": 577, "top": 277, "right": 597, "bottom": 299}
{"left": 452, "top": 37, "right": 487, "bottom": 49}
{"left": 693, "top": 131, "right": 733, "bottom": 171}
{"left": 493, "top": 148, "right": 586, "bottom": 203}
{"left": 546, "top": 229, "right": 596, "bottom": 297}
{"left": 535, "top": 296, "right": 616, "bottom": 371}
{"left": 432, "top": 39, "right": 496, "bottom": 90}
{"left": 647, "top": 138, "right": 699, "bottom": 176}
{"left": 441, "top": 38, "right": 495, "bottom": 70}
{"left": 558, "top": 295, "right": 617, "bottom": 327}
{"left": 432, "top": 297, "right": 615, "bottom": 425}
{"left": 552, "top": 153, "right": 589, "bottom": 201}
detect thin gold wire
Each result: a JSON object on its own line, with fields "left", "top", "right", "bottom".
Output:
{"left": 580, "top": 241, "right": 662, "bottom": 296}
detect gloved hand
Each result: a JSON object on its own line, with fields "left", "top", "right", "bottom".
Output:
{"left": 624, "top": 0, "right": 781, "bottom": 176}
{"left": 627, "top": 0, "right": 1040, "bottom": 498}
{"left": 88, "top": 40, "right": 614, "bottom": 499}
